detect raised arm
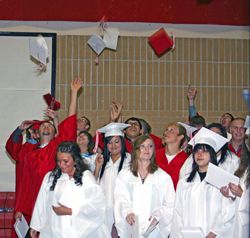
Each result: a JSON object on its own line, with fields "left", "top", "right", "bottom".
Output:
{"left": 68, "top": 77, "right": 82, "bottom": 117}
{"left": 187, "top": 85, "right": 198, "bottom": 119}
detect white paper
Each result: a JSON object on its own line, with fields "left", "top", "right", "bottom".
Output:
{"left": 87, "top": 35, "right": 106, "bottom": 55}
{"left": 103, "top": 28, "right": 119, "bottom": 50}
{"left": 142, "top": 216, "right": 159, "bottom": 237}
{"left": 205, "top": 163, "right": 240, "bottom": 192}
{"left": 181, "top": 227, "right": 204, "bottom": 238}
{"left": 14, "top": 215, "right": 29, "bottom": 238}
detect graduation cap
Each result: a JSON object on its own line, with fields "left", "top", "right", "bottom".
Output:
{"left": 188, "top": 127, "right": 229, "bottom": 153}
{"left": 178, "top": 122, "right": 198, "bottom": 138}
{"left": 29, "top": 35, "right": 49, "bottom": 65}
{"left": 103, "top": 28, "right": 119, "bottom": 50}
{"left": 43, "top": 93, "right": 61, "bottom": 111}
{"left": 98, "top": 122, "right": 130, "bottom": 137}
{"left": 87, "top": 35, "right": 106, "bottom": 55}
{"left": 244, "top": 115, "right": 250, "bottom": 134}
{"left": 148, "top": 28, "right": 175, "bottom": 57}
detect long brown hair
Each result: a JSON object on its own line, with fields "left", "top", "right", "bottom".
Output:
{"left": 130, "top": 135, "right": 158, "bottom": 177}
{"left": 234, "top": 142, "right": 250, "bottom": 188}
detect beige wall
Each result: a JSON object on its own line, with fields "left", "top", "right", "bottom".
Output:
{"left": 56, "top": 35, "right": 249, "bottom": 136}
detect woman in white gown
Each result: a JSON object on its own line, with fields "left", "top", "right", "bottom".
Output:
{"left": 30, "top": 141, "right": 110, "bottom": 238}
{"left": 180, "top": 123, "right": 239, "bottom": 179}
{"left": 171, "top": 127, "right": 235, "bottom": 238}
{"left": 114, "top": 135, "right": 175, "bottom": 238}
{"left": 94, "top": 122, "right": 131, "bottom": 237}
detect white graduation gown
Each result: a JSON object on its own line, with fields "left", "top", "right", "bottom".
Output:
{"left": 114, "top": 168, "right": 175, "bottom": 238}
{"left": 179, "top": 151, "right": 240, "bottom": 179}
{"left": 30, "top": 170, "right": 110, "bottom": 238}
{"left": 170, "top": 173, "right": 235, "bottom": 238}
{"left": 233, "top": 170, "right": 249, "bottom": 238}
{"left": 99, "top": 153, "right": 131, "bottom": 233}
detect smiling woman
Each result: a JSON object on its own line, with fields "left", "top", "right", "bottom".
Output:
{"left": 30, "top": 141, "right": 110, "bottom": 238}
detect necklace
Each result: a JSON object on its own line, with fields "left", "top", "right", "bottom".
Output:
{"left": 139, "top": 172, "right": 148, "bottom": 184}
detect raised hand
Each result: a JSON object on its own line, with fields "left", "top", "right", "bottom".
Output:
{"left": 110, "top": 101, "right": 123, "bottom": 122}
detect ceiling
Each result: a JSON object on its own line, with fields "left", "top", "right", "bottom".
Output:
{"left": 0, "top": 0, "right": 249, "bottom": 26}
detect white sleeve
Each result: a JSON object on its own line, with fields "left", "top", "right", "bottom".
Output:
{"left": 114, "top": 171, "right": 133, "bottom": 237}
{"left": 30, "top": 172, "right": 51, "bottom": 231}
{"left": 151, "top": 173, "right": 175, "bottom": 237}
{"left": 71, "top": 172, "right": 106, "bottom": 237}
{"left": 170, "top": 180, "right": 184, "bottom": 238}
{"left": 210, "top": 194, "right": 236, "bottom": 237}
{"left": 179, "top": 155, "right": 193, "bottom": 179}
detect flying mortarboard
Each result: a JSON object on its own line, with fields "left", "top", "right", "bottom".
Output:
{"left": 148, "top": 28, "right": 175, "bottom": 57}
{"left": 29, "top": 35, "right": 49, "bottom": 65}
{"left": 87, "top": 35, "right": 106, "bottom": 55}
{"left": 188, "top": 127, "right": 229, "bottom": 153}
{"left": 43, "top": 93, "right": 61, "bottom": 111}
{"left": 98, "top": 122, "right": 130, "bottom": 138}
{"left": 103, "top": 28, "right": 119, "bottom": 50}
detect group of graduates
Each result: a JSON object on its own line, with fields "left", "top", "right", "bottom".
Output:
{"left": 5, "top": 78, "right": 249, "bottom": 238}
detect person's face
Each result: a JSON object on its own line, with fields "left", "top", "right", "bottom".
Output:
{"left": 220, "top": 114, "right": 233, "bottom": 129}
{"left": 125, "top": 120, "right": 141, "bottom": 140}
{"left": 163, "top": 125, "right": 183, "bottom": 145}
{"left": 107, "top": 136, "right": 122, "bottom": 157}
{"left": 57, "top": 152, "right": 75, "bottom": 176}
{"left": 138, "top": 139, "right": 154, "bottom": 161}
{"left": 39, "top": 122, "right": 55, "bottom": 140}
{"left": 194, "top": 148, "right": 210, "bottom": 172}
{"left": 77, "top": 133, "right": 89, "bottom": 147}
{"left": 230, "top": 120, "right": 246, "bottom": 142}
{"left": 77, "top": 117, "right": 89, "bottom": 131}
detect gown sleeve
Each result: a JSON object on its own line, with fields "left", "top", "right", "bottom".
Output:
{"left": 30, "top": 172, "right": 51, "bottom": 231}
{"left": 70, "top": 171, "right": 107, "bottom": 238}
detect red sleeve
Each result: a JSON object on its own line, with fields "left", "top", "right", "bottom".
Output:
{"left": 150, "top": 133, "right": 163, "bottom": 150}
{"left": 5, "top": 131, "right": 23, "bottom": 162}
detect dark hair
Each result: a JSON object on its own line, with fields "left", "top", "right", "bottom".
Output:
{"left": 124, "top": 117, "right": 142, "bottom": 129}
{"left": 206, "top": 123, "right": 228, "bottom": 164}
{"left": 50, "top": 141, "right": 89, "bottom": 191}
{"left": 78, "top": 131, "right": 94, "bottom": 154}
{"left": 99, "top": 136, "right": 127, "bottom": 179}
{"left": 190, "top": 115, "right": 206, "bottom": 127}
{"left": 234, "top": 142, "right": 250, "bottom": 188}
{"left": 187, "top": 143, "right": 218, "bottom": 182}
{"left": 130, "top": 135, "right": 158, "bottom": 176}
{"left": 138, "top": 118, "right": 152, "bottom": 134}
{"left": 221, "top": 113, "right": 234, "bottom": 121}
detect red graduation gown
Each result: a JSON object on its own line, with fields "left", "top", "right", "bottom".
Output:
{"left": 156, "top": 148, "right": 188, "bottom": 190}
{"left": 14, "top": 115, "right": 77, "bottom": 220}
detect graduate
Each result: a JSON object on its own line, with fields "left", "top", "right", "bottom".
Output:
{"left": 94, "top": 122, "right": 131, "bottom": 237}
{"left": 114, "top": 135, "right": 175, "bottom": 238}
{"left": 170, "top": 127, "right": 235, "bottom": 238}
{"left": 30, "top": 141, "right": 110, "bottom": 238}
{"left": 9, "top": 77, "right": 81, "bottom": 230}
{"left": 155, "top": 122, "right": 189, "bottom": 190}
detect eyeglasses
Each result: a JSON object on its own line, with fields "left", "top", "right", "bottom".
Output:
{"left": 128, "top": 121, "right": 140, "bottom": 127}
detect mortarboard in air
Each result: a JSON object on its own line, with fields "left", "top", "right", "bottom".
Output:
{"left": 103, "top": 28, "right": 119, "bottom": 50}
{"left": 29, "top": 35, "right": 49, "bottom": 65}
{"left": 87, "top": 35, "right": 106, "bottom": 55}
{"left": 98, "top": 122, "right": 130, "bottom": 138}
{"left": 43, "top": 93, "right": 61, "bottom": 111}
{"left": 148, "top": 28, "right": 174, "bottom": 56}
{"left": 188, "top": 127, "right": 229, "bottom": 153}
{"left": 244, "top": 115, "right": 250, "bottom": 134}
{"left": 178, "top": 122, "right": 197, "bottom": 138}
